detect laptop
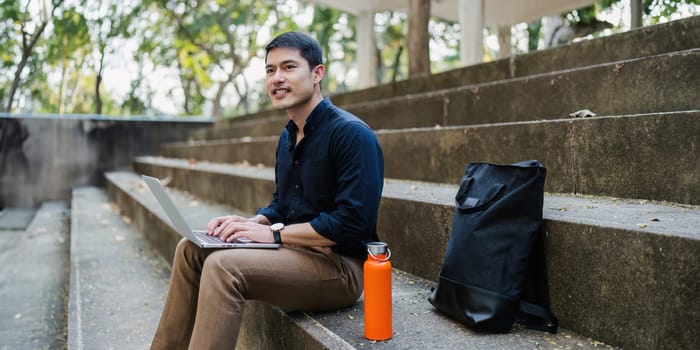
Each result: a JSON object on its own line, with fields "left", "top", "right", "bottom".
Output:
{"left": 142, "top": 175, "right": 280, "bottom": 249}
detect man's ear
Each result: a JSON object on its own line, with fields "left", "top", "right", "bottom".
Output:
{"left": 312, "top": 64, "right": 325, "bottom": 84}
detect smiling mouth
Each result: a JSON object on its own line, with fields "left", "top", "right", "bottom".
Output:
{"left": 272, "top": 87, "right": 290, "bottom": 96}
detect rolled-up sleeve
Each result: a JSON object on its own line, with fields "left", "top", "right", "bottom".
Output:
{"left": 309, "top": 121, "right": 384, "bottom": 246}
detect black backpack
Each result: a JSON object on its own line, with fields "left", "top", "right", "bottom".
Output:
{"left": 428, "top": 160, "right": 558, "bottom": 333}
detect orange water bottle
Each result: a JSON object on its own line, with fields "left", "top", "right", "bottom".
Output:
{"left": 364, "top": 242, "right": 392, "bottom": 341}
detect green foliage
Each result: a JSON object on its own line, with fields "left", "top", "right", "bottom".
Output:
{"left": 527, "top": 20, "right": 543, "bottom": 52}
{"left": 643, "top": 0, "right": 700, "bottom": 22}
{"left": 1, "top": 0, "right": 697, "bottom": 117}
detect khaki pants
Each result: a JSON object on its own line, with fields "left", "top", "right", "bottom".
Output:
{"left": 151, "top": 238, "right": 364, "bottom": 350}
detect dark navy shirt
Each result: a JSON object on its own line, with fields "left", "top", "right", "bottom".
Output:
{"left": 257, "top": 98, "right": 384, "bottom": 259}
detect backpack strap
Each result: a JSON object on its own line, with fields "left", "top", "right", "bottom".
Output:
{"left": 518, "top": 228, "right": 559, "bottom": 333}
{"left": 519, "top": 300, "right": 559, "bottom": 333}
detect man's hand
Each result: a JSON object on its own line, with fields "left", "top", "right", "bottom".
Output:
{"left": 217, "top": 221, "right": 276, "bottom": 243}
{"left": 206, "top": 214, "right": 273, "bottom": 242}
{"left": 206, "top": 215, "right": 247, "bottom": 236}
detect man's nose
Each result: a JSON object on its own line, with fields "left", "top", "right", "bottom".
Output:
{"left": 271, "top": 70, "right": 286, "bottom": 83}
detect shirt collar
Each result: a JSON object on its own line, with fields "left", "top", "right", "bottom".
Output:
{"left": 284, "top": 98, "right": 331, "bottom": 136}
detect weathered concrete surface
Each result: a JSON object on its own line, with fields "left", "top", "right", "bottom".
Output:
{"left": 190, "top": 114, "right": 286, "bottom": 140}
{"left": 0, "top": 207, "right": 36, "bottom": 230}
{"left": 106, "top": 170, "right": 616, "bottom": 350}
{"left": 0, "top": 202, "right": 69, "bottom": 350}
{"left": 189, "top": 48, "right": 700, "bottom": 140}
{"left": 68, "top": 187, "right": 172, "bottom": 350}
{"left": 158, "top": 111, "right": 700, "bottom": 205}
{"left": 161, "top": 136, "right": 278, "bottom": 169}
{"left": 128, "top": 157, "right": 700, "bottom": 350}
{"left": 0, "top": 115, "right": 211, "bottom": 208}
{"left": 345, "top": 49, "right": 700, "bottom": 130}
{"left": 206, "top": 15, "right": 700, "bottom": 132}
{"left": 131, "top": 156, "right": 276, "bottom": 216}
{"left": 377, "top": 111, "right": 700, "bottom": 205}
{"left": 329, "top": 15, "right": 700, "bottom": 108}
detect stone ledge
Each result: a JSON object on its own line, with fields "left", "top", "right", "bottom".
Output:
{"left": 68, "top": 187, "right": 171, "bottom": 349}
{"left": 159, "top": 111, "right": 700, "bottom": 205}
{"left": 105, "top": 171, "right": 613, "bottom": 350}
{"left": 128, "top": 158, "right": 700, "bottom": 350}
{"left": 0, "top": 202, "right": 69, "bottom": 350}
{"left": 208, "top": 16, "right": 700, "bottom": 130}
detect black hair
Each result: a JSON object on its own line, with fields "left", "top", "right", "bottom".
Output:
{"left": 265, "top": 32, "right": 323, "bottom": 68}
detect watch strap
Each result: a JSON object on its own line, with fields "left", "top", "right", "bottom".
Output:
{"left": 272, "top": 229, "right": 282, "bottom": 244}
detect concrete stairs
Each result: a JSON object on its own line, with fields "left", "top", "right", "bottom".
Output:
{"left": 102, "top": 170, "right": 615, "bottom": 349}
{"left": 188, "top": 15, "right": 700, "bottom": 140}
{"left": 41, "top": 15, "right": 697, "bottom": 350}
{"left": 125, "top": 16, "right": 699, "bottom": 350}
{"left": 0, "top": 203, "right": 69, "bottom": 350}
{"left": 67, "top": 187, "right": 171, "bottom": 350}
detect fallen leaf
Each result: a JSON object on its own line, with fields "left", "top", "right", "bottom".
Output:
{"left": 650, "top": 218, "right": 659, "bottom": 222}
{"left": 638, "top": 223, "right": 647, "bottom": 228}
{"left": 569, "top": 109, "right": 597, "bottom": 118}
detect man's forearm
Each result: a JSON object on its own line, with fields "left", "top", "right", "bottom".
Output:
{"left": 278, "top": 222, "right": 336, "bottom": 247}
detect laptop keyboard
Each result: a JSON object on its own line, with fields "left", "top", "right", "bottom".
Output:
{"left": 194, "top": 231, "right": 226, "bottom": 244}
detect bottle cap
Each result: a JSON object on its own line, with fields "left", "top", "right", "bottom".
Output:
{"left": 367, "top": 242, "right": 389, "bottom": 255}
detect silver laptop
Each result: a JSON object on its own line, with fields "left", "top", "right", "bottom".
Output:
{"left": 142, "top": 175, "right": 280, "bottom": 249}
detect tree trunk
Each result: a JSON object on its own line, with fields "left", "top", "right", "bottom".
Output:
{"left": 95, "top": 73, "right": 103, "bottom": 115}
{"left": 211, "top": 70, "right": 237, "bottom": 120}
{"left": 95, "top": 49, "right": 106, "bottom": 115}
{"left": 407, "top": 0, "right": 430, "bottom": 78}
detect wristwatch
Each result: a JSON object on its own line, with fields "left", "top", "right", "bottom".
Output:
{"left": 270, "top": 223, "right": 284, "bottom": 244}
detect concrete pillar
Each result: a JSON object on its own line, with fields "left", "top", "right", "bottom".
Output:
{"left": 459, "top": 0, "right": 484, "bottom": 65}
{"left": 356, "top": 10, "right": 377, "bottom": 89}
{"left": 630, "top": 0, "right": 643, "bottom": 28}
{"left": 497, "top": 25, "right": 511, "bottom": 58}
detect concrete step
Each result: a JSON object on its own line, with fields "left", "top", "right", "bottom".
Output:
{"left": 329, "top": 15, "right": 700, "bottom": 108}
{"left": 197, "top": 15, "right": 700, "bottom": 140}
{"left": 345, "top": 48, "right": 700, "bottom": 131}
{"left": 160, "top": 110, "right": 700, "bottom": 205}
{"left": 67, "top": 187, "right": 171, "bottom": 349}
{"left": 0, "top": 202, "right": 69, "bottom": 350}
{"left": 187, "top": 48, "right": 700, "bottom": 140}
{"left": 105, "top": 170, "right": 616, "bottom": 350}
{"left": 129, "top": 156, "right": 700, "bottom": 350}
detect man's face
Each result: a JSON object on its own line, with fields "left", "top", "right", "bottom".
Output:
{"left": 265, "top": 47, "right": 322, "bottom": 112}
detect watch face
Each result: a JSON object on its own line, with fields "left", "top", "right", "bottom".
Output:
{"left": 270, "top": 223, "right": 284, "bottom": 231}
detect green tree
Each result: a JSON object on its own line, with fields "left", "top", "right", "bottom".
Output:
{"left": 2, "top": 0, "right": 65, "bottom": 113}
{"left": 142, "top": 0, "right": 277, "bottom": 119}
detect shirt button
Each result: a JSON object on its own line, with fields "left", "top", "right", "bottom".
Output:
{"left": 294, "top": 160, "right": 299, "bottom": 165}
{"left": 295, "top": 185, "right": 300, "bottom": 190}
{"left": 291, "top": 210, "right": 295, "bottom": 214}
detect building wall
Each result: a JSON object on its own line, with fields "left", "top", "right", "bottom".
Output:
{"left": 0, "top": 116, "right": 212, "bottom": 208}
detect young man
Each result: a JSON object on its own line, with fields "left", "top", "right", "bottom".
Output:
{"left": 150, "top": 32, "right": 385, "bottom": 349}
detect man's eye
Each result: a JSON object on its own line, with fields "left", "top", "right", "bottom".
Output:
{"left": 285, "top": 65, "right": 296, "bottom": 70}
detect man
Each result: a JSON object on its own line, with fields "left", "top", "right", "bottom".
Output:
{"left": 150, "top": 31, "right": 385, "bottom": 349}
